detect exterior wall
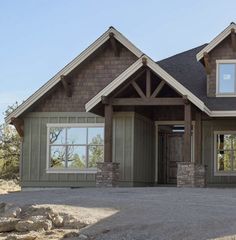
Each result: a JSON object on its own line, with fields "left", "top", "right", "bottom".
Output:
{"left": 202, "top": 119, "right": 236, "bottom": 185}
{"left": 21, "top": 112, "right": 104, "bottom": 187}
{"left": 133, "top": 114, "right": 155, "bottom": 185}
{"left": 112, "top": 113, "right": 134, "bottom": 186}
{"left": 32, "top": 43, "right": 137, "bottom": 112}
{"left": 22, "top": 111, "right": 156, "bottom": 188}
{"left": 208, "top": 35, "right": 236, "bottom": 97}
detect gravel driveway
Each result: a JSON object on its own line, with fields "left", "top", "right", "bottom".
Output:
{"left": 1, "top": 187, "right": 236, "bottom": 240}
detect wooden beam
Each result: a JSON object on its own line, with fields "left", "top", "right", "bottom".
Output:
{"left": 131, "top": 81, "right": 146, "bottom": 99}
{"left": 112, "top": 70, "right": 146, "bottom": 98}
{"left": 151, "top": 81, "right": 165, "bottom": 98}
{"left": 109, "top": 32, "right": 119, "bottom": 57}
{"left": 104, "top": 104, "right": 113, "bottom": 163}
{"left": 184, "top": 101, "right": 191, "bottom": 162}
{"left": 146, "top": 69, "right": 151, "bottom": 97}
{"left": 111, "top": 98, "right": 184, "bottom": 106}
{"left": 142, "top": 57, "right": 147, "bottom": 65}
{"left": 101, "top": 96, "right": 110, "bottom": 105}
{"left": 195, "top": 111, "right": 202, "bottom": 164}
{"left": 203, "top": 52, "right": 211, "bottom": 74}
{"left": 231, "top": 28, "right": 236, "bottom": 51}
{"left": 61, "top": 75, "right": 72, "bottom": 97}
{"left": 11, "top": 117, "right": 24, "bottom": 138}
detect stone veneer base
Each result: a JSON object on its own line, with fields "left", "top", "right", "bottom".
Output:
{"left": 96, "top": 162, "right": 120, "bottom": 187}
{"left": 177, "top": 162, "right": 206, "bottom": 188}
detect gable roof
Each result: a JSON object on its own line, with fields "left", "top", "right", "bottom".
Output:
{"left": 196, "top": 22, "right": 236, "bottom": 61}
{"left": 5, "top": 27, "right": 143, "bottom": 124}
{"left": 159, "top": 44, "right": 236, "bottom": 113}
{"left": 85, "top": 55, "right": 209, "bottom": 114}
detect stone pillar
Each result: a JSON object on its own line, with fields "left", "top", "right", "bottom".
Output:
{"left": 177, "top": 162, "right": 206, "bottom": 187}
{"left": 96, "top": 162, "right": 119, "bottom": 187}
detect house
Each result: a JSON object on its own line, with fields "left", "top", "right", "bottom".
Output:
{"left": 6, "top": 23, "right": 236, "bottom": 188}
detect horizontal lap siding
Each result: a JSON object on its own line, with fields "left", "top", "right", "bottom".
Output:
{"left": 203, "top": 119, "right": 236, "bottom": 185}
{"left": 21, "top": 112, "right": 104, "bottom": 187}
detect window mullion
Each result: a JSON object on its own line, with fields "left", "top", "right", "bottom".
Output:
{"left": 65, "top": 128, "right": 68, "bottom": 168}
{"left": 86, "top": 128, "right": 89, "bottom": 168}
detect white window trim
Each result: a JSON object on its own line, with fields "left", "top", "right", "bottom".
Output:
{"left": 216, "top": 59, "right": 236, "bottom": 97}
{"left": 46, "top": 123, "right": 104, "bottom": 174}
{"left": 214, "top": 131, "right": 236, "bottom": 176}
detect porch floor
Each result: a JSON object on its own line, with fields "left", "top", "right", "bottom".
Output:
{"left": 1, "top": 187, "right": 236, "bottom": 240}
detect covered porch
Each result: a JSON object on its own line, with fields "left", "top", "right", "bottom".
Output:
{"left": 86, "top": 57, "right": 206, "bottom": 187}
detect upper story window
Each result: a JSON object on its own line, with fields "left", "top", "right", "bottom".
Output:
{"left": 46, "top": 123, "right": 104, "bottom": 173}
{"left": 217, "top": 60, "right": 236, "bottom": 95}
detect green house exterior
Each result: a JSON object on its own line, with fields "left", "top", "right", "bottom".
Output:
{"left": 6, "top": 23, "right": 236, "bottom": 188}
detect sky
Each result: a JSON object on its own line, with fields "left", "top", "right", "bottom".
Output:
{"left": 1, "top": 0, "right": 236, "bottom": 123}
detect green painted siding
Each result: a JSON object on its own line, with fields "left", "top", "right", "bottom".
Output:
{"left": 203, "top": 119, "right": 236, "bottom": 185}
{"left": 133, "top": 114, "right": 155, "bottom": 185}
{"left": 22, "top": 112, "right": 156, "bottom": 188}
{"left": 21, "top": 112, "right": 104, "bottom": 187}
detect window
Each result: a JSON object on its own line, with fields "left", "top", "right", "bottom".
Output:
{"left": 217, "top": 61, "right": 236, "bottom": 95}
{"left": 47, "top": 124, "right": 104, "bottom": 173}
{"left": 215, "top": 132, "right": 236, "bottom": 175}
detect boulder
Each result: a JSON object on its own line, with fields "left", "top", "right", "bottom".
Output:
{"left": 50, "top": 213, "right": 64, "bottom": 228}
{"left": 0, "top": 217, "right": 20, "bottom": 232}
{"left": 15, "top": 218, "right": 52, "bottom": 232}
{"left": 0, "top": 202, "right": 21, "bottom": 218}
{"left": 15, "top": 220, "right": 34, "bottom": 232}
{"left": 6, "top": 232, "right": 38, "bottom": 240}
{"left": 63, "top": 214, "right": 87, "bottom": 229}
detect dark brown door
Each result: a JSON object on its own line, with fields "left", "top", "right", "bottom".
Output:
{"left": 158, "top": 131, "right": 184, "bottom": 184}
{"left": 166, "top": 133, "right": 184, "bottom": 184}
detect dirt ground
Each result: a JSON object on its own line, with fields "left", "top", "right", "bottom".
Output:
{"left": 1, "top": 187, "right": 236, "bottom": 240}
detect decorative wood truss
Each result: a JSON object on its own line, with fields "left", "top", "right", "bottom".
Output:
{"left": 102, "top": 66, "right": 185, "bottom": 106}
{"left": 231, "top": 28, "right": 236, "bottom": 52}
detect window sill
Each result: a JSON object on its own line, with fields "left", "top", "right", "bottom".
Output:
{"left": 215, "top": 94, "right": 236, "bottom": 97}
{"left": 46, "top": 168, "right": 97, "bottom": 174}
{"left": 214, "top": 172, "right": 236, "bottom": 176}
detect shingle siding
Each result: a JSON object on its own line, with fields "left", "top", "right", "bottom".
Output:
{"left": 32, "top": 43, "right": 137, "bottom": 112}
{"left": 208, "top": 35, "right": 236, "bottom": 97}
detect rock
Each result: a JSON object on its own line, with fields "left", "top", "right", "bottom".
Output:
{"left": 15, "top": 220, "right": 34, "bottom": 232}
{"left": 6, "top": 232, "right": 38, "bottom": 240}
{"left": 15, "top": 218, "right": 52, "bottom": 232}
{"left": 21, "top": 205, "right": 54, "bottom": 220}
{"left": 63, "top": 231, "right": 80, "bottom": 238}
{"left": 29, "top": 219, "right": 52, "bottom": 231}
{"left": 63, "top": 215, "right": 87, "bottom": 229}
{"left": 50, "top": 213, "right": 63, "bottom": 228}
{"left": 0, "top": 202, "right": 21, "bottom": 218}
{"left": 0, "top": 217, "right": 20, "bottom": 232}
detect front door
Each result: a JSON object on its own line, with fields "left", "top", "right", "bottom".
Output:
{"left": 158, "top": 128, "right": 184, "bottom": 184}
{"left": 166, "top": 133, "right": 183, "bottom": 184}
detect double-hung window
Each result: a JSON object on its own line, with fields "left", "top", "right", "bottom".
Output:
{"left": 215, "top": 132, "right": 236, "bottom": 175}
{"left": 217, "top": 60, "right": 236, "bottom": 95}
{"left": 47, "top": 123, "right": 104, "bottom": 173}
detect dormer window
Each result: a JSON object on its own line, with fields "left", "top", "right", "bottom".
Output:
{"left": 217, "top": 60, "right": 236, "bottom": 96}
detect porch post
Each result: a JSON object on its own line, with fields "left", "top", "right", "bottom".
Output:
{"left": 183, "top": 101, "right": 191, "bottom": 162}
{"left": 195, "top": 111, "right": 202, "bottom": 164}
{"left": 96, "top": 102, "right": 119, "bottom": 187}
{"left": 177, "top": 102, "right": 206, "bottom": 187}
{"left": 104, "top": 104, "right": 113, "bottom": 163}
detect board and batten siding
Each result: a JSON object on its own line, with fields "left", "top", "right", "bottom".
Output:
{"left": 133, "top": 114, "right": 155, "bottom": 185}
{"left": 202, "top": 119, "right": 236, "bottom": 186}
{"left": 22, "top": 112, "right": 145, "bottom": 187}
{"left": 22, "top": 112, "right": 104, "bottom": 187}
